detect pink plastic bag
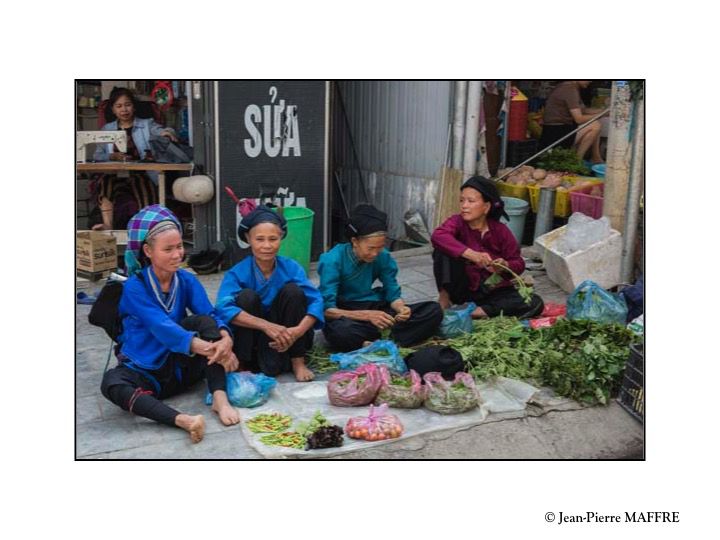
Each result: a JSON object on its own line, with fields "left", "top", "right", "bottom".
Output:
{"left": 327, "top": 363, "right": 382, "bottom": 407}
{"left": 374, "top": 368, "right": 427, "bottom": 408}
{"left": 423, "top": 372, "right": 480, "bottom": 414}
{"left": 345, "top": 404, "right": 404, "bottom": 441}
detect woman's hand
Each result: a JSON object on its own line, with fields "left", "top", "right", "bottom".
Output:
{"left": 390, "top": 299, "right": 412, "bottom": 322}
{"left": 364, "top": 310, "right": 396, "bottom": 330}
{"left": 206, "top": 334, "right": 233, "bottom": 364}
{"left": 161, "top": 130, "right": 179, "bottom": 142}
{"left": 217, "top": 352, "right": 240, "bottom": 373}
{"left": 270, "top": 326, "right": 304, "bottom": 353}
{"left": 488, "top": 258, "right": 508, "bottom": 273}
{"left": 394, "top": 305, "right": 412, "bottom": 323}
{"left": 463, "top": 249, "right": 493, "bottom": 268}
{"left": 109, "top": 152, "right": 128, "bottom": 162}
{"left": 263, "top": 322, "right": 295, "bottom": 352}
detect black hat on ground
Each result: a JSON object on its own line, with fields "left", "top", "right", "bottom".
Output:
{"left": 405, "top": 346, "right": 465, "bottom": 380}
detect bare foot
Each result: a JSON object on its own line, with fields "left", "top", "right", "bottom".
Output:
{"left": 291, "top": 357, "right": 315, "bottom": 382}
{"left": 91, "top": 223, "right": 109, "bottom": 231}
{"left": 471, "top": 306, "right": 488, "bottom": 320}
{"left": 176, "top": 414, "right": 206, "bottom": 443}
{"left": 438, "top": 289, "right": 451, "bottom": 310}
{"left": 212, "top": 391, "right": 240, "bottom": 426}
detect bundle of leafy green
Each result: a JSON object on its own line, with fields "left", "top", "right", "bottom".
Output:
{"left": 535, "top": 148, "right": 591, "bottom": 175}
{"left": 447, "top": 317, "right": 637, "bottom": 405}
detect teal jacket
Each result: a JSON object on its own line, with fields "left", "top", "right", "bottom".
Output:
{"left": 317, "top": 243, "right": 402, "bottom": 308}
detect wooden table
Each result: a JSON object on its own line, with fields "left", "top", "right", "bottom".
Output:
{"left": 76, "top": 162, "right": 193, "bottom": 206}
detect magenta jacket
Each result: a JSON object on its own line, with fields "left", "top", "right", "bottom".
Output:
{"left": 431, "top": 214, "right": 524, "bottom": 292}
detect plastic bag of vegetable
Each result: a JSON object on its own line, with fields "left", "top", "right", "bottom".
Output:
{"left": 330, "top": 339, "right": 408, "bottom": 374}
{"left": 438, "top": 302, "right": 476, "bottom": 338}
{"left": 374, "top": 369, "right": 427, "bottom": 408}
{"left": 204, "top": 371, "right": 276, "bottom": 408}
{"left": 345, "top": 403, "right": 404, "bottom": 441}
{"left": 423, "top": 372, "right": 480, "bottom": 414}
{"left": 327, "top": 363, "right": 383, "bottom": 407}
{"left": 567, "top": 280, "right": 628, "bottom": 325}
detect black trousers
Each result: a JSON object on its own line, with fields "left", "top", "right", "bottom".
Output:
{"left": 100, "top": 315, "right": 227, "bottom": 427}
{"left": 230, "top": 283, "right": 315, "bottom": 376}
{"left": 323, "top": 300, "right": 444, "bottom": 352}
{"left": 432, "top": 250, "right": 544, "bottom": 319}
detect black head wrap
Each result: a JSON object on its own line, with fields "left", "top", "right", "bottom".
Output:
{"left": 345, "top": 204, "right": 388, "bottom": 238}
{"left": 461, "top": 176, "right": 509, "bottom": 221}
{"left": 237, "top": 205, "right": 288, "bottom": 242}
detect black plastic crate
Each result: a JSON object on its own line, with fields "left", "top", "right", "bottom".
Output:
{"left": 506, "top": 139, "right": 538, "bottom": 167}
{"left": 618, "top": 343, "right": 644, "bottom": 423}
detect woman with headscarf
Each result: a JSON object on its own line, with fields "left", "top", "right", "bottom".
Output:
{"left": 100, "top": 205, "right": 240, "bottom": 444}
{"left": 431, "top": 176, "right": 544, "bottom": 319}
{"left": 215, "top": 206, "right": 324, "bottom": 382}
{"left": 318, "top": 204, "right": 443, "bottom": 352}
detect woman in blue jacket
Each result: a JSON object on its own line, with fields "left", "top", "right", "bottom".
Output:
{"left": 215, "top": 206, "right": 324, "bottom": 382}
{"left": 90, "top": 87, "right": 178, "bottom": 230}
{"left": 318, "top": 204, "right": 443, "bottom": 352}
{"left": 100, "top": 205, "right": 239, "bottom": 444}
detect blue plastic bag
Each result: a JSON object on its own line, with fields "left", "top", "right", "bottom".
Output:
{"left": 567, "top": 280, "right": 628, "bottom": 325}
{"left": 330, "top": 340, "right": 408, "bottom": 374}
{"left": 204, "top": 371, "right": 277, "bottom": 408}
{"left": 438, "top": 302, "right": 476, "bottom": 338}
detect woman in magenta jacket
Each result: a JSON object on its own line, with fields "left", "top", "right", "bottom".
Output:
{"left": 431, "top": 176, "right": 544, "bottom": 319}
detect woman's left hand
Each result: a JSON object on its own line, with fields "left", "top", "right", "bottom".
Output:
{"left": 488, "top": 258, "right": 508, "bottom": 273}
{"left": 270, "top": 326, "right": 302, "bottom": 353}
{"left": 161, "top": 130, "right": 179, "bottom": 142}
{"left": 394, "top": 304, "right": 412, "bottom": 322}
{"left": 206, "top": 335, "right": 233, "bottom": 364}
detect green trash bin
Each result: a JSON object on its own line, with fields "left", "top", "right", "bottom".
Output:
{"left": 277, "top": 206, "right": 315, "bottom": 273}
{"left": 500, "top": 196, "right": 529, "bottom": 245}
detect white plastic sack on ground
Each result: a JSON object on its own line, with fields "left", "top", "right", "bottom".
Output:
{"left": 238, "top": 377, "right": 541, "bottom": 459}
{"left": 557, "top": 213, "right": 611, "bottom": 255}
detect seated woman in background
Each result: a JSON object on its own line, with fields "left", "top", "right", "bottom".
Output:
{"left": 90, "top": 87, "right": 178, "bottom": 230}
{"left": 100, "top": 205, "right": 240, "bottom": 444}
{"left": 319, "top": 204, "right": 443, "bottom": 352}
{"left": 538, "top": 80, "right": 605, "bottom": 163}
{"left": 215, "top": 206, "right": 324, "bottom": 382}
{"left": 431, "top": 176, "right": 544, "bottom": 320}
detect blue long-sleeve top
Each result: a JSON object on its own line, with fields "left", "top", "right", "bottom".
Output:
{"left": 117, "top": 267, "right": 230, "bottom": 371}
{"left": 215, "top": 255, "right": 325, "bottom": 329}
{"left": 317, "top": 243, "right": 402, "bottom": 309}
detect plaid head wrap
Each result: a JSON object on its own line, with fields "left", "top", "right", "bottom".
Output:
{"left": 125, "top": 204, "right": 182, "bottom": 276}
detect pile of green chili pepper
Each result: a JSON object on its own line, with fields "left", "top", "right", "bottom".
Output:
{"left": 259, "top": 431, "right": 306, "bottom": 449}
{"left": 246, "top": 413, "right": 292, "bottom": 433}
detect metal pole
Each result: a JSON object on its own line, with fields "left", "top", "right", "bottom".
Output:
{"left": 621, "top": 96, "right": 644, "bottom": 283}
{"left": 463, "top": 81, "right": 482, "bottom": 179}
{"left": 499, "top": 81, "right": 512, "bottom": 169}
{"left": 495, "top": 108, "right": 610, "bottom": 181}
{"left": 533, "top": 188, "right": 557, "bottom": 240}
{"left": 452, "top": 81, "right": 467, "bottom": 170}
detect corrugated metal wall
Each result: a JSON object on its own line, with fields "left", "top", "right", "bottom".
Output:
{"left": 334, "top": 81, "right": 453, "bottom": 240}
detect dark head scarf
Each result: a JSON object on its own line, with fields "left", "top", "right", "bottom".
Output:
{"left": 461, "top": 176, "right": 509, "bottom": 221}
{"left": 237, "top": 205, "right": 288, "bottom": 242}
{"left": 346, "top": 204, "right": 388, "bottom": 238}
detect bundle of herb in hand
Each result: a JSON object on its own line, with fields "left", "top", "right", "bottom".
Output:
{"left": 484, "top": 260, "right": 534, "bottom": 305}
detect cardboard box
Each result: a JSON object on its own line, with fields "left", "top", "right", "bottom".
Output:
{"left": 76, "top": 231, "right": 118, "bottom": 274}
